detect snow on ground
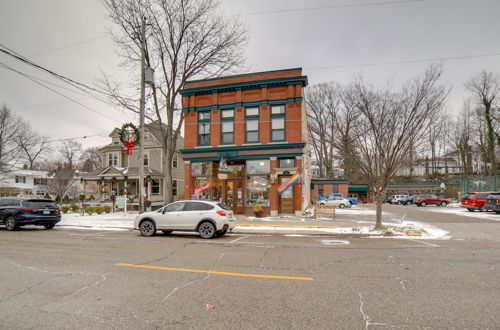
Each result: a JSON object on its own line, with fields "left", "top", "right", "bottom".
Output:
{"left": 59, "top": 213, "right": 135, "bottom": 230}
{"left": 408, "top": 204, "right": 500, "bottom": 222}
{"left": 57, "top": 205, "right": 449, "bottom": 239}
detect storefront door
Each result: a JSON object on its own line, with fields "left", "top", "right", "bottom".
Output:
{"left": 278, "top": 176, "right": 295, "bottom": 214}
{"left": 225, "top": 179, "right": 245, "bottom": 214}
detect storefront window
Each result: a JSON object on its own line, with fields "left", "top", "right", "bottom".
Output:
{"left": 191, "top": 162, "right": 211, "bottom": 176}
{"left": 246, "top": 175, "right": 270, "bottom": 207}
{"left": 279, "top": 158, "right": 295, "bottom": 168}
{"left": 247, "top": 160, "right": 270, "bottom": 174}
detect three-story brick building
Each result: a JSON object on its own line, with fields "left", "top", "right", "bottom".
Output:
{"left": 180, "top": 68, "right": 310, "bottom": 216}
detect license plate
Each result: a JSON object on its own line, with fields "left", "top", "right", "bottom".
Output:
{"left": 43, "top": 210, "right": 50, "bottom": 215}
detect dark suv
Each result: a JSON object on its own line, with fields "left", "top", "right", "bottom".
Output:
{"left": 0, "top": 198, "right": 61, "bottom": 231}
{"left": 485, "top": 193, "right": 500, "bottom": 214}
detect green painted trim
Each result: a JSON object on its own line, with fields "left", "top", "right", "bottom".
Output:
{"left": 180, "top": 142, "right": 305, "bottom": 154}
{"left": 184, "top": 153, "right": 304, "bottom": 162}
{"left": 312, "top": 179, "right": 350, "bottom": 184}
{"left": 183, "top": 97, "right": 303, "bottom": 112}
{"left": 349, "top": 186, "right": 369, "bottom": 192}
{"left": 185, "top": 68, "right": 303, "bottom": 84}
{"left": 180, "top": 76, "right": 308, "bottom": 97}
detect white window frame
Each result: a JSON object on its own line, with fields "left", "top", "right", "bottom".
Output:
{"left": 108, "top": 152, "right": 119, "bottom": 166}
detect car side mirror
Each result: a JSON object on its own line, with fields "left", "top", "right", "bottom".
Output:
{"left": 162, "top": 209, "right": 167, "bottom": 214}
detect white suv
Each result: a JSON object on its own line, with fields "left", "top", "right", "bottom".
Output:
{"left": 134, "top": 200, "right": 236, "bottom": 239}
{"left": 390, "top": 195, "right": 409, "bottom": 204}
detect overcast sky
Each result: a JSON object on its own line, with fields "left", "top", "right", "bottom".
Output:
{"left": 1, "top": 0, "right": 499, "bottom": 150}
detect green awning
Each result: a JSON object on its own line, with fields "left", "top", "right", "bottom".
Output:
{"left": 349, "top": 186, "right": 368, "bottom": 192}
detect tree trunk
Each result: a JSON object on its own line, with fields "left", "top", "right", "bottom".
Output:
{"left": 374, "top": 191, "right": 383, "bottom": 229}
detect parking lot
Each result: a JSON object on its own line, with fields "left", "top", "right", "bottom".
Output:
{"left": 1, "top": 223, "right": 499, "bottom": 329}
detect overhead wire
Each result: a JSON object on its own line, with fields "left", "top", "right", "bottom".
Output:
{"left": 0, "top": 62, "right": 122, "bottom": 124}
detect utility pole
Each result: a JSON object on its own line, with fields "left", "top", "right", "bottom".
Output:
{"left": 139, "top": 17, "right": 146, "bottom": 214}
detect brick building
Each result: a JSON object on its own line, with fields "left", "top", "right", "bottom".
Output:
{"left": 180, "top": 68, "right": 310, "bottom": 216}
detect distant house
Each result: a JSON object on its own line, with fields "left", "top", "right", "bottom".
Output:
{"left": 0, "top": 170, "right": 50, "bottom": 197}
{"left": 81, "top": 122, "right": 184, "bottom": 209}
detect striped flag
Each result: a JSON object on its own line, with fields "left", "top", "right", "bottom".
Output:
{"left": 278, "top": 172, "right": 300, "bottom": 195}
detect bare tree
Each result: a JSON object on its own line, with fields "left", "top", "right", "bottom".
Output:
{"left": 0, "top": 104, "right": 25, "bottom": 181}
{"left": 18, "top": 124, "right": 51, "bottom": 170}
{"left": 59, "top": 141, "right": 82, "bottom": 169}
{"left": 47, "top": 161, "right": 77, "bottom": 197}
{"left": 465, "top": 70, "right": 500, "bottom": 176}
{"left": 100, "top": 0, "right": 247, "bottom": 203}
{"left": 335, "top": 66, "right": 448, "bottom": 228}
{"left": 80, "top": 146, "right": 102, "bottom": 172}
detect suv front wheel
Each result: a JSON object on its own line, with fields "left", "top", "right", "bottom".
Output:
{"left": 139, "top": 219, "right": 156, "bottom": 237}
{"left": 5, "top": 216, "right": 18, "bottom": 231}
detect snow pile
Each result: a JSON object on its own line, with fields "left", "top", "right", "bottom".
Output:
{"left": 419, "top": 205, "right": 500, "bottom": 222}
{"left": 59, "top": 213, "right": 135, "bottom": 230}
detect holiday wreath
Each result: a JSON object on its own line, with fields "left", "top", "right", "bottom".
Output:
{"left": 119, "top": 123, "right": 140, "bottom": 155}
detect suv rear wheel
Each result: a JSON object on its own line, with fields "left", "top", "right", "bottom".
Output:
{"left": 420, "top": 201, "right": 427, "bottom": 207}
{"left": 44, "top": 223, "right": 55, "bottom": 229}
{"left": 479, "top": 205, "right": 486, "bottom": 212}
{"left": 440, "top": 201, "right": 448, "bottom": 207}
{"left": 139, "top": 219, "right": 156, "bottom": 237}
{"left": 5, "top": 216, "right": 17, "bottom": 231}
{"left": 338, "top": 204, "right": 346, "bottom": 209}
{"left": 198, "top": 221, "right": 216, "bottom": 239}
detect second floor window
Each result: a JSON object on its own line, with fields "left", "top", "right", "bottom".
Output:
{"left": 245, "top": 107, "right": 259, "bottom": 143}
{"left": 15, "top": 176, "right": 26, "bottom": 184}
{"left": 221, "top": 109, "right": 234, "bottom": 144}
{"left": 144, "top": 152, "right": 149, "bottom": 166}
{"left": 271, "top": 105, "right": 286, "bottom": 142}
{"left": 108, "top": 153, "right": 118, "bottom": 166}
{"left": 172, "top": 154, "right": 178, "bottom": 168}
{"left": 198, "top": 111, "right": 211, "bottom": 146}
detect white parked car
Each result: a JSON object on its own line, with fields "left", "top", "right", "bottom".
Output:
{"left": 316, "top": 197, "right": 352, "bottom": 209}
{"left": 390, "top": 194, "right": 409, "bottom": 204}
{"left": 134, "top": 200, "right": 236, "bottom": 239}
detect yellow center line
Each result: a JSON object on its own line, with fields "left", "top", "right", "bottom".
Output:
{"left": 237, "top": 224, "right": 338, "bottom": 229}
{"left": 115, "top": 263, "right": 313, "bottom": 281}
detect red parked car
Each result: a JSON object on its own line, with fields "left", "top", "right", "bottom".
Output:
{"left": 461, "top": 192, "right": 497, "bottom": 212}
{"left": 415, "top": 194, "right": 449, "bottom": 207}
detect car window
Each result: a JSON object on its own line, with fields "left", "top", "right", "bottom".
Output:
{"left": 164, "top": 202, "right": 185, "bottom": 212}
{"left": 217, "top": 203, "right": 230, "bottom": 211}
{"left": 184, "top": 202, "right": 214, "bottom": 211}
{"left": 22, "top": 200, "right": 57, "bottom": 208}
{"left": 477, "top": 194, "right": 489, "bottom": 200}
{"left": 0, "top": 198, "right": 18, "bottom": 207}
{"left": 462, "top": 194, "right": 471, "bottom": 200}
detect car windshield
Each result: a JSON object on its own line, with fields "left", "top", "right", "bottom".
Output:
{"left": 22, "top": 200, "right": 57, "bottom": 208}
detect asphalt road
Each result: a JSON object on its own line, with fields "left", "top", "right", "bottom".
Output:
{"left": 0, "top": 219, "right": 499, "bottom": 329}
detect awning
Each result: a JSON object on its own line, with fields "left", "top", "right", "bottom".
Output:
{"left": 349, "top": 186, "right": 368, "bottom": 192}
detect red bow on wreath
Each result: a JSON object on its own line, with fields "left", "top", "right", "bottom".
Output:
{"left": 124, "top": 141, "right": 136, "bottom": 155}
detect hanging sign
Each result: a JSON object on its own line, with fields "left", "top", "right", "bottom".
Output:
{"left": 119, "top": 123, "right": 140, "bottom": 156}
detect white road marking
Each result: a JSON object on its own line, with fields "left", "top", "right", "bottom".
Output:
{"left": 320, "top": 239, "right": 350, "bottom": 245}
{"left": 228, "top": 235, "right": 250, "bottom": 243}
{"left": 410, "top": 239, "right": 440, "bottom": 248}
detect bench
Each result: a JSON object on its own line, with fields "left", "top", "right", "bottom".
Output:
{"left": 314, "top": 204, "right": 336, "bottom": 220}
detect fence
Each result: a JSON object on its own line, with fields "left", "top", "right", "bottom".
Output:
{"left": 460, "top": 175, "right": 499, "bottom": 195}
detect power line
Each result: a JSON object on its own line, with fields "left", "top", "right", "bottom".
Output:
{"left": 236, "top": 0, "right": 424, "bottom": 16}
{"left": 2, "top": 35, "right": 108, "bottom": 63}
{"left": 45, "top": 133, "right": 109, "bottom": 144}
{"left": 0, "top": 62, "right": 122, "bottom": 124}
{"left": 305, "top": 51, "right": 500, "bottom": 71}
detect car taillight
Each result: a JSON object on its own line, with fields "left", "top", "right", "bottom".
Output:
{"left": 56, "top": 209, "right": 61, "bottom": 213}
{"left": 497, "top": 199, "right": 500, "bottom": 203}
{"left": 216, "top": 210, "right": 226, "bottom": 216}
{"left": 21, "top": 208, "right": 35, "bottom": 212}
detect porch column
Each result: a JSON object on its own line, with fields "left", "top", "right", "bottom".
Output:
{"left": 147, "top": 180, "right": 152, "bottom": 200}
{"left": 270, "top": 157, "right": 278, "bottom": 217}
{"left": 294, "top": 157, "right": 303, "bottom": 216}
{"left": 184, "top": 161, "right": 191, "bottom": 199}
